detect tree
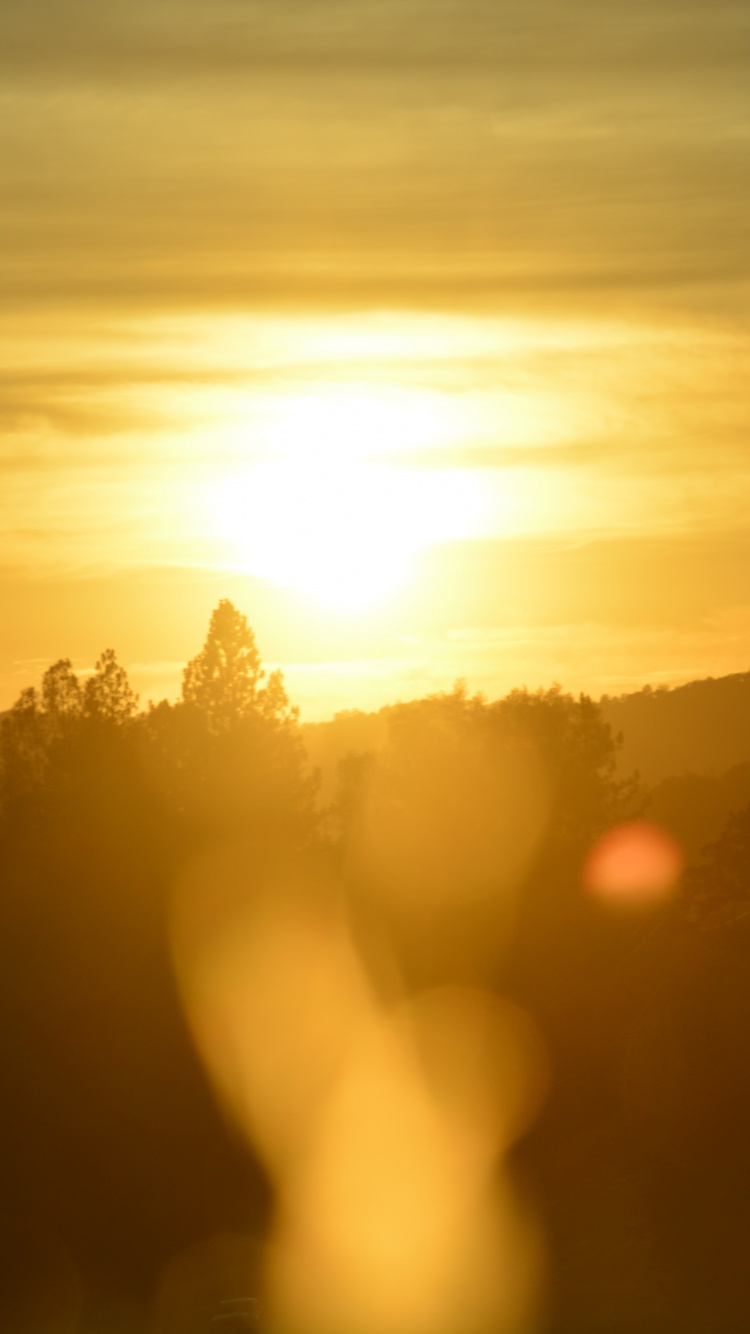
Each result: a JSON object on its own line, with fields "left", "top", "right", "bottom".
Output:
{"left": 142, "top": 601, "right": 317, "bottom": 840}
{"left": 0, "top": 650, "right": 267, "bottom": 1333}
{"left": 336, "top": 681, "right": 639, "bottom": 991}
{"left": 491, "top": 684, "right": 638, "bottom": 857}
{"left": 41, "top": 658, "right": 82, "bottom": 726}
{"left": 182, "top": 600, "right": 266, "bottom": 732}
{"left": 683, "top": 802, "right": 750, "bottom": 930}
{"left": 0, "top": 652, "right": 139, "bottom": 816}
{"left": 83, "top": 649, "right": 139, "bottom": 723}
{"left": 0, "top": 685, "right": 48, "bottom": 803}
{"left": 337, "top": 682, "right": 634, "bottom": 877}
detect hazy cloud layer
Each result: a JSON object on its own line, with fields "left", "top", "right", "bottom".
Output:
{"left": 3, "top": 1, "right": 749, "bottom": 76}
{"left": 1, "top": 0, "right": 748, "bottom": 312}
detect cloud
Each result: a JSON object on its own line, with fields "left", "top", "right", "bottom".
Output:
{"left": 1, "top": 0, "right": 748, "bottom": 317}
{"left": 2, "top": 1, "right": 748, "bottom": 79}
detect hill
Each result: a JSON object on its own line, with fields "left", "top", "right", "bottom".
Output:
{"left": 601, "top": 670, "right": 750, "bottom": 785}
{"left": 303, "top": 673, "right": 750, "bottom": 859}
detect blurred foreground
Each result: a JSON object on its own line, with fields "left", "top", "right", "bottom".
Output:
{"left": 2, "top": 603, "right": 750, "bottom": 1332}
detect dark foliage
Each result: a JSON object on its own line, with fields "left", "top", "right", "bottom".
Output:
{"left": 0, "top": 609, "right": 318, "bottom": 1331}
{"left": 3, "top": 624, "right": 750, "bottom": 1333}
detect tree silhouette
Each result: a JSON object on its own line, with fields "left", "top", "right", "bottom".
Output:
{"left": 0, "top": 627, "right": 272, "bottom": 1329}
{"left": 0, "top": 651, "right": 139, "bottom": 814}
{"left": 182, "top": 600, "right": 265, "bottom": 732}
{"left": 83, "top": 648, "right": 139, "bottom": 723}
{"left": 683, "top": 801, "right": 750, "bottom": 929}
{"left": 140, "top": 601, "right": 316, "bottom": 841}
{"left": 41, "top": 657, "right": 82, "bottom": 727}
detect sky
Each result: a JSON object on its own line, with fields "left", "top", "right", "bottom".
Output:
{"left": 2, "top": 0, "right": 750, "bottom": 718}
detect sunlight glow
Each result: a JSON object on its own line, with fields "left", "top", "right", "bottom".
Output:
{"left": 212, "top": 459, "right": 482, "bottom": 609}
{"left": 208, "top": 386, "right": 485, "bottom": 610}
{"left": 259, "top": 384, "right": 469, "bottom": 460}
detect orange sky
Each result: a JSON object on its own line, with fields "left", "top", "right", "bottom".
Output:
{"left": 2, "top": 1, "right": 750, "bottom": 718}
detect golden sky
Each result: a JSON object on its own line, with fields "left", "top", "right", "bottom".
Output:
{"left": 2, "top": 0, "right": 750, "bottom": 717}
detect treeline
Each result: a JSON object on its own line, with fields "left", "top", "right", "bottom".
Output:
{"left": 2, "top": 601, "right": 750, "bottom": 1333}
{"left": 0, "top": 602, "right": 315, "bottom": 1334}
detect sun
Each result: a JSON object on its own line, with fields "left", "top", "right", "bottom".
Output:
{"left": 208, "top": 385, "right": 482, "bottom": 611}
{"left": 237, "top": 459, "right": 418, "bottom": 609}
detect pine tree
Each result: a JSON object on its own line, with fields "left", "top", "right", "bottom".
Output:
{"left": 182, "top": 599, "right": 264, "bottom": 732}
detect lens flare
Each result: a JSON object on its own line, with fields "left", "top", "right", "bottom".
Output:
{"left": 584, "top": 819, "right": 684, "bottom": 906}
{"left": 171, "top": 851, "right": 545, "bottom": 1334}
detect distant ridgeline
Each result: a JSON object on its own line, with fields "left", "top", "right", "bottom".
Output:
{"left": 600, "top": 670, "right": 750, "bottom": 784}
{"left": 305, "top": 671, "right": 750, "bottom": 791}
{"left": 304, "top": 670, "right": 750, "bottom": 863}
{"left": 598, "top": 672, "right": 750, "bottom": 861}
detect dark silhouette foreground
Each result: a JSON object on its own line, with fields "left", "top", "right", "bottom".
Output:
{"left": 2, "top": 602, "right": 750, "bottom": 1332}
